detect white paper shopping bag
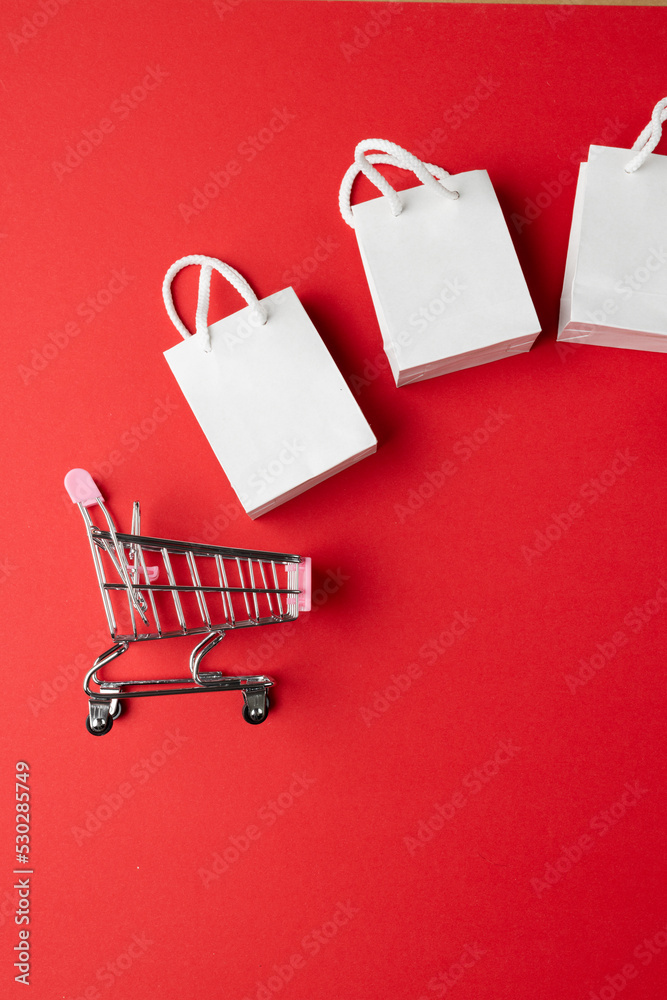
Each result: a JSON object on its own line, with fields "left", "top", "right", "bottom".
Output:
{"left": 559, "top": 96, "right": 667, "bottom": 351}
{"left": 163, "top": 256, "right": 376, "bottom": 518}
{"left": 339, "top": 139, "right": 540, "bottom": 386}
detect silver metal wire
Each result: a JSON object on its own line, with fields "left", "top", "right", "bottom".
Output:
{"left": 75, "top": 485, "right": 306, "bottom": 731}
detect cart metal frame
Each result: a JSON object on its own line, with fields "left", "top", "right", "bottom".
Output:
{"left": 65, "top": 470, "right": 310, "bottom": 735}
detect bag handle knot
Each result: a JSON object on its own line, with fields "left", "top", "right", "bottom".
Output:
{"left": 163, "top": 255, "right": 267, "bottom": 352}
{"left": 625, "top": 96, "right": 667, "bottom": 174}
{"left": 339, "top": 138, "right": 459, "bottom": 228}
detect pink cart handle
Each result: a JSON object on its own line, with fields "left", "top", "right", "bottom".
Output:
{"left": 64, "top": 469, "right": 104, "bottom": 507}
{"left": 298, "top": 557, "right": 312, "bottom": 612}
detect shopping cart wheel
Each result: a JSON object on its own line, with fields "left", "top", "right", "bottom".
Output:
{"left": 85, "top": 715, "right": 114, "bottom": 736}
{"left": 242, "top": 694, "right": 270, "bottom": 725}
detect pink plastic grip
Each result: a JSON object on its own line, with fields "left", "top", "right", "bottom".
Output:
{"left": 298, "top": 557, "right": 312, "bottom": 612}
{"left": 64, "top": 469, "right": 103, "bottom": 507}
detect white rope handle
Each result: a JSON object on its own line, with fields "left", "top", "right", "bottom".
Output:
{"left": 625, "top": 96, "right": 667, "bottom": 173}
{"left": 339, "top": 139, "right": 459, "bottom": 228}
{"left": 162, "top": 254, "right": 267, "bottom": 352}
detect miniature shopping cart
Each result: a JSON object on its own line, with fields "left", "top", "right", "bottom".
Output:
{"left": 65, "top": 470, "right": 311, "bottom": 735}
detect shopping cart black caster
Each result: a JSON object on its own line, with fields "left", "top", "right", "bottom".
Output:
{"left": 86, "top": 715, "right": 114, "bottom": 736}
{"left": 86, "top": 697, "right": 116, "bottom": 735}
{"left": 242, "top": 693, "right": 270, "bottom": 725}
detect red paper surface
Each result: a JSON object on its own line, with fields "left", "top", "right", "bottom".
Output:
{"left": 1, "top": 3, "right": 666, "bottom": 998}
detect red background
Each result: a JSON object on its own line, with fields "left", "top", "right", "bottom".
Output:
{"left": 1, "top": 2, "right": 666, "bottom": 998}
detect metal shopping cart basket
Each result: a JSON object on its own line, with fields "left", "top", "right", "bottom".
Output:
{"left": 65, "top": 469, "right": 311, "bottom": 735}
